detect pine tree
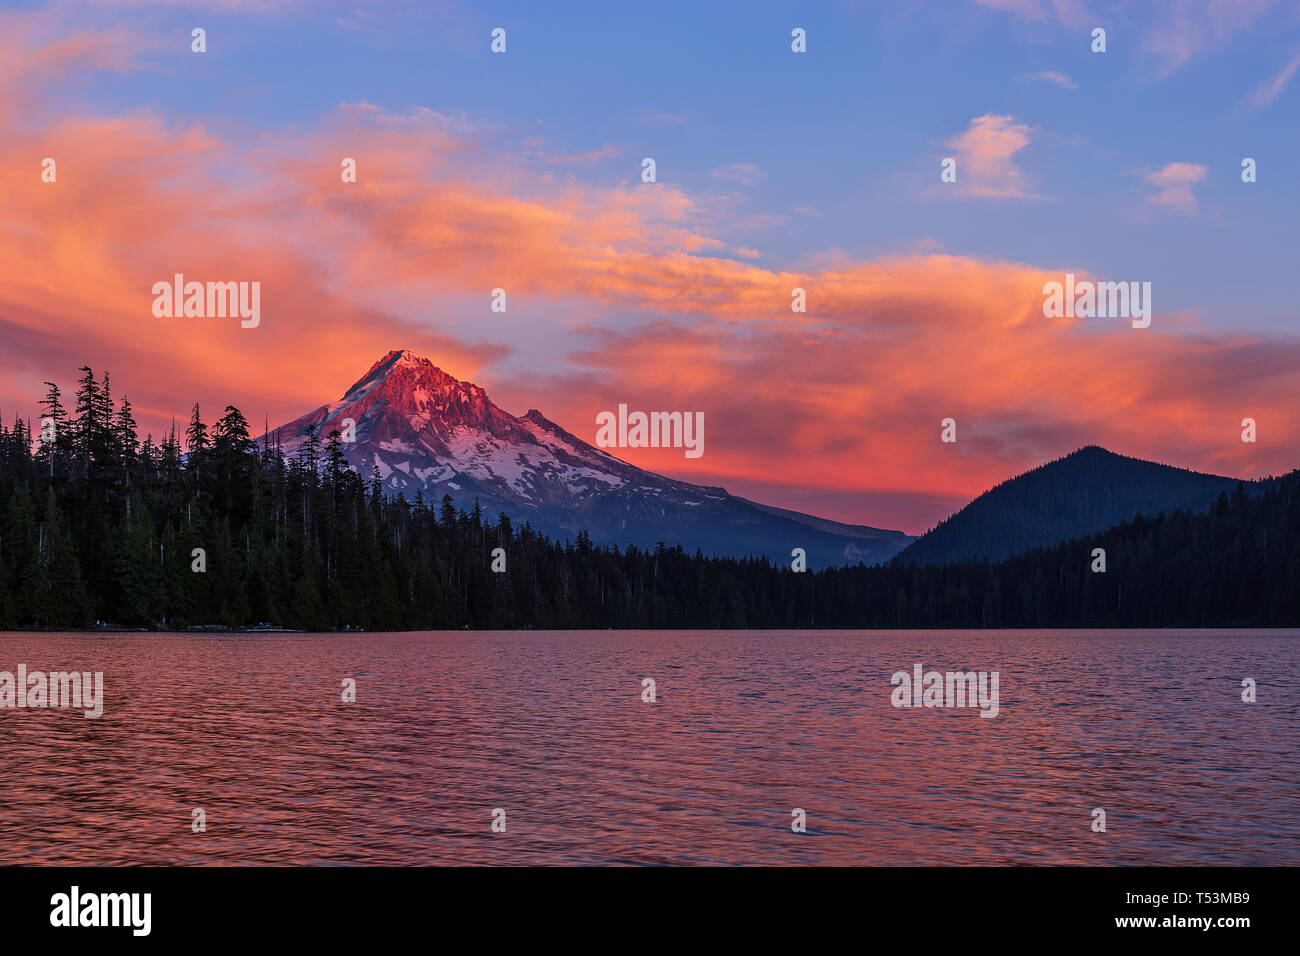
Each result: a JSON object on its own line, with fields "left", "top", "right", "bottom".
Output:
{"left": 185, "top": 403, "right": 210, "bottom": 500}
{"left": 37, "top": 381, "right": 68, "bottom": 479}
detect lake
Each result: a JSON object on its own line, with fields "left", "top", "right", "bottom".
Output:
{"left": 0, "top": 629, "right": 1295, "bottom": 865}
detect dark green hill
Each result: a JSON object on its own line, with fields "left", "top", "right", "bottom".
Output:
{"left": 898, "top": 446, "right": 1261, "bottom": 567}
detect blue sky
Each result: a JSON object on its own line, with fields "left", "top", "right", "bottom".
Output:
{"left": 55, "top": 0, "right": 1298, "bottom": 331}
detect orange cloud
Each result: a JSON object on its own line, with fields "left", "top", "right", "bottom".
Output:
{"left": 511, "top": 256, "right": 1300, "bottom": 529}
{"left": 1, "top": 18, "right": 1297, "bottom": 536}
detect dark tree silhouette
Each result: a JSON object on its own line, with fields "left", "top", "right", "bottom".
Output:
{"left": 0, "top": 373, "right": 1295, "bottom": 630}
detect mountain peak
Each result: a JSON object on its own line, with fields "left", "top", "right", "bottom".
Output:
{"left": 362, "top": 348, "right": 438, "bottom": 378}
{"left": 1063, "top": 444, "right": 1117, "bottom": 460}
{"left": 346, "top": 350, "right": 469, "bottom": 399}
{"left": 264, "top": 352, "right": 913, "bottom": 568}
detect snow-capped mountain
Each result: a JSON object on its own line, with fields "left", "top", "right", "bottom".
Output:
{"left": 266, "top": 350, "right": 913, "bottom": 567}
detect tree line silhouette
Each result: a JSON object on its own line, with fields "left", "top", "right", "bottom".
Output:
{"left": 1, "top": 368, "right": 1296, "bottom": 630}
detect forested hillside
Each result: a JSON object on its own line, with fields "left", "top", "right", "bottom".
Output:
{"left": 1, "top": 370, "right": 1295, "bottom": 630}
{"left": 899, "top": 445, "right": 1259, "bottom": 566}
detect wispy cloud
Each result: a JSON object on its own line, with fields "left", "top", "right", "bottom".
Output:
{"left": 1244, "top": 50, "right": 1300, "bottom": 109}
{"left": 711, "top": 163, "right": 762, "bottom": 186}
{"left": 543, "top": 143, "right": 621, "bottom": 165}
{"left": 979, "top": 0, "right": 1284, "bottom": 78}
{"left": 942, "top": 114, "right": 1038, "bottom": 199}
{"left": 1143, "top": 162, "right": 1208, "bottom": 214}
{"left": 87, "top": 0, "right": 304, "bottom": 10}
{"left": 1018, "top": 70, "right": 1078, "bottom": 90}
{"left": 973, "top": 0, "right": 1093, "bottom": 30}
{"left": 975, "top": 0, "right": 1050, "bottom": 19}
{"left": 1140, "top": 0, "right": 1277, "bottom": 77}
{"left": 636, "top": 108, "right": 688, "bottom": 126}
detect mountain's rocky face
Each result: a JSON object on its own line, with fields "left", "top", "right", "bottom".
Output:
{"left": 266, "top": 350, "right": 913, "bottom": 567}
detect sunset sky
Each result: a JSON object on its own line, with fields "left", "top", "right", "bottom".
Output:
{"left": 2, "top": 0, "right": 1298, "bottom": 533}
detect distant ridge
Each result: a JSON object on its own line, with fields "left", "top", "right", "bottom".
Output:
{"left": 898, "top": 445, "right": 1265, "bottom": 566}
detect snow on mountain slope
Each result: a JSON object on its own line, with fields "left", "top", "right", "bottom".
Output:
{"left": 266, "top": 350, "right": 912, "bottom": 567}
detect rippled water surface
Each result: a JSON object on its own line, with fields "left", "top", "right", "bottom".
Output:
{"left": 0, "top": 630, "right": 1295, "bottom": 865}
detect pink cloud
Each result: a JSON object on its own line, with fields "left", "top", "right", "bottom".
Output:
{"left": 942, "top": 114, "right": 1039, "bottom": 200}
{"left": 1143, "top": 162, "right": 1208, "bottom": 214}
